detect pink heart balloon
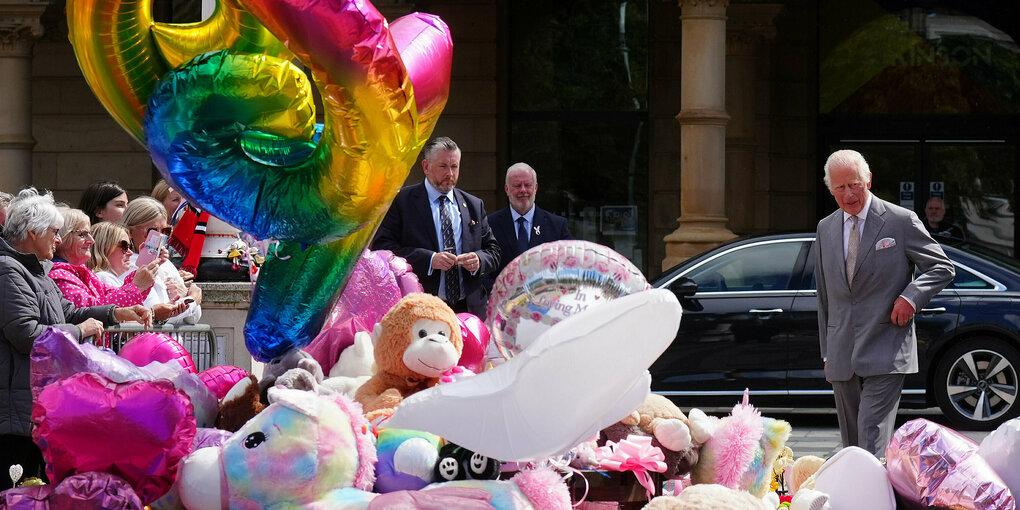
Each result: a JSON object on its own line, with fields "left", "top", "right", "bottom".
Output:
{"left": 457, "top": 313, "right": 490, "bottom": 373}
{"left": 118, "top": 332, "right": 197, "bottom": 374}
{"left": 32, "top": 372, "right": 196, "bottom": 505}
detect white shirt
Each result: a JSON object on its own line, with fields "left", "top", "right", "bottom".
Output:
{"left": 423, "top": 179, "right": 465, "bottom": 301}
{"left": 128, "top": 255, "right": 202, "bottom": 325}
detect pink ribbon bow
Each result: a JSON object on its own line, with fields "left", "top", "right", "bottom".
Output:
{"left": 596, "top": 435, "right": 667, "bottom": 499}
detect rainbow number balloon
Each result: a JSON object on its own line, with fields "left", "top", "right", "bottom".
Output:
{"left": 144, "top": 1, "right": 451, "bottom": 360}
{"left": 486, "top": 240, "right": 651, "bottom": 360}
{"left": 68, "top": 0, "right": 452, "bottom": 361}
{"left": 67, "top": 0, "right": 291, "bottom": 145}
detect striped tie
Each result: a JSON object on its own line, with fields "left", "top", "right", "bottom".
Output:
{"left": 438, "top": 195, "right": 460, "bottom": 303}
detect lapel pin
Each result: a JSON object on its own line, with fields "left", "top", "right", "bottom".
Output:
{"left": 533, "top": 225, "right": 541, "bottom": 236}
{"left": 469, "top": 220, "right": 477, "bottom": 226}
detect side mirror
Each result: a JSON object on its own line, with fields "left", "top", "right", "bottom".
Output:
{"left": 668, "top": 276, "right": 698, "bottom": 297}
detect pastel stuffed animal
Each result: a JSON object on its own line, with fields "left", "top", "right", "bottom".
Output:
{"left": 691, "top": 390, "right": 792, "bottom": 498}
{"left": 354, "top": 293, "right": 463, "bottom": 420}
{"left": 322, "top": 330, "right": 377, "bottom": 398}
{"left": 177, "top": 387, "right": 377, "bottom": 509}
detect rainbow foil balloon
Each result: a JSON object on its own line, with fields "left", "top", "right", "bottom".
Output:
{"left": 67, "top": 0, "right": 453, "bottom": 360}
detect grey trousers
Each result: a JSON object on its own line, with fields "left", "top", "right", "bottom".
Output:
{"left": 831, "top": 373, "right": 905, "bottom": 457}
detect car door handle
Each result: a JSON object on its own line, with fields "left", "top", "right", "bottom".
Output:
{"left": 920, "top": 307, "right": 947, "bottom": 314}
{"left": 749, "top": 308, "right": 783, "bottom": 314}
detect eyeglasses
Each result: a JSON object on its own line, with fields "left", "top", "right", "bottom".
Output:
{"left": 117, "top": 240, "right": 131, "bottom": 252}
{"left": 147, "top": 227, "right": 172, "bottom": 236}
{"left": 66, "top": 229, "right": 93, "bottom": 240}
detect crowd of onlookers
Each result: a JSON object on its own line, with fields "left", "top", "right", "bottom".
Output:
{"left": 0, "top": 180, "right": 203, "bottom": 489}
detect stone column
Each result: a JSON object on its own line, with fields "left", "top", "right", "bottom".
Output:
{"left": 725, "top": 4, "right": 782, "bottom": 234}
{"left": 0, "top": 2, "right": 45, "bottom": 193}
{"left": 663, "top": 0, "right": 734, "bottom": 269}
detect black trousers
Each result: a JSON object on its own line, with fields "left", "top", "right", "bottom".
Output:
{"left": 0, "top": 434, "right": 48, "bottom": 490}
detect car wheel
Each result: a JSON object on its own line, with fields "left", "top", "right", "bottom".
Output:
{"left": 933, "top": 337, "right": 1020, "bottom": 431}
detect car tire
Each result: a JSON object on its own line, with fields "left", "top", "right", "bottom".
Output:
{"left": 933, "top": 336, "right": 1020, "bottom": 431}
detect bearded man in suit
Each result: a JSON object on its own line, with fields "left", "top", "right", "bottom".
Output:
{"left": 371, "top": 137, "right": 501, "bottom": 317}
{"left": 815, "top": 149, "right": 954, "bottom": 456}
{"left": 485, "top": 163, "right": 571, "bottom": 289}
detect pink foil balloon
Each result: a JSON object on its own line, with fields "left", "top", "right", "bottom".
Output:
{"left": 886, "top": 418, "right": 1015, "bottom": 510}
{"left": 118, "top": 332, "right": 197, "bottom": 374}
{"left": 456, "top": 313, "right": 490, "bottom": 373}
{"left": 389, "top": 13, "right": 453, "bottom": 132}
{"left": 198, "top": 365, "right": 251, "bottom": 400}
{"left": 32, "top": 372, "right": 196, "bottom": 505}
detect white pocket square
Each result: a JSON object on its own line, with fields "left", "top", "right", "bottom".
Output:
{"left": 876, "top": 237, "right": 896, "bottom": 250}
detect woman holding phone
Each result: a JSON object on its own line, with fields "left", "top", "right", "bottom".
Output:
{"left": 120, "top": 197, "right": 202, "bottom": 325}
{"left": 85, "top": 221, "right": 187, "bottom": 321}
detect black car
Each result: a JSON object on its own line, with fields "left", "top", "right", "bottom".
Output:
{"left": 650, "top": 233, "right": 1020, "bottom": 430}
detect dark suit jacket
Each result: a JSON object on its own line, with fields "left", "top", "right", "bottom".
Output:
{"left": 485, "top": 206, "right": 571, "bottom": 287}
{"left": 371, "top": 182, "right": 501, "bottom": 317}
{"left": 815, "top": 196, "right": 954, "bottom": 381}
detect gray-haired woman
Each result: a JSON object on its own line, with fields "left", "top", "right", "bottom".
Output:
{"left": 0, "top": 187, "right": 151, "bottom": 490}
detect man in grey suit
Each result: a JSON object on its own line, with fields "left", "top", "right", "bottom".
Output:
{"left": 815, "top": 149, "right": 954, "bottom": 456}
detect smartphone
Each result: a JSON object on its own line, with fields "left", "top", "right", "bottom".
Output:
{"left": 136, "top": 229, "right": 166, "bottom": 267}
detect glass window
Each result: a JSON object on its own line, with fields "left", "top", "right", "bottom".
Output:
{"left": 820, "top": 3, "right": 1020, "bottom": 114}
{"left": 683, "top": 242, "right": 805, "bottom": 292}
{"left": 947, "top": 267, "right": 994, "bottom": 289}
{"left": 510, "top": 0, "right": 650, "bottom": 272}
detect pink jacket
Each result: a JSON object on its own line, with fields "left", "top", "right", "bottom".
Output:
{"left": 48, "top": 262, "right": 150, "bottom": 309}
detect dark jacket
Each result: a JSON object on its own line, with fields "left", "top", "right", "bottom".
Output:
{"left": 0, "top": 236, "right": 116, "bottom": 436}
{"left": 371, "top": 182, "right": 501, "bottom": 317}
{"left": 485, "top": 205, "right": 571, "bottom": 289}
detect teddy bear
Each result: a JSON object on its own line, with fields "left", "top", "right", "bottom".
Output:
{"left": 598, "top": 394, "right": 702, "bottom": 479}
{"left": 354, "top": 293, "right": 463, "bottom": 421}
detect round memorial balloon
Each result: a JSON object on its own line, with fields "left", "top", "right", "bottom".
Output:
{"left": 485, "top": 240, "right": 650, "bottom": 359}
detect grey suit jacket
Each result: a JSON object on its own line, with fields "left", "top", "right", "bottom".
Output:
{"left": 815, "top": 196, "right": 955, "bottom": 381}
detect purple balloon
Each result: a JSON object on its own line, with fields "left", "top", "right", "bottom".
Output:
{"left": 0, "top": 472, "right": 142, "bottom": 510}
{"left": 305, "top": 250, "right": 422, "bottom": 373}
{"left": 886, "top": 418, "right": 1015, "bottom": 510}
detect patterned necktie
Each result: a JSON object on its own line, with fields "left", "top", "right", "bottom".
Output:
{"left": 846, "top": 215, "right": 859, "bottom": 286}
{"left": 438, "top": 195, "right": 460, "bottom": 303}
{"left": 516, "top": 216, "right": 529, "bottom": 254}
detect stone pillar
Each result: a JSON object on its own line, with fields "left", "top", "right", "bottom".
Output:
{"left": 663, "top": 0, "right": 734, "bottom": 269}
{"left": 725, "top": 4, "right": 782, "bottom": 234}
{"left": 0, "top": 2, "right": 45, "bottom": 193}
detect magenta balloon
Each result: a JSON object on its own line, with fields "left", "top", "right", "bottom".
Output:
{"left": 456, "top": 313, "right": 490, "bottom": 373}
{"left": 198, "top": 365, "right": 251, "bottom": 400}
{"left": 389, "top": 13, "right": 453, "bottom": 123}
{"left": 119, "top": 333, "right": 197, "bottom": 374}
{"left": 32, "top": 372, "right": 195, "bottom": 505}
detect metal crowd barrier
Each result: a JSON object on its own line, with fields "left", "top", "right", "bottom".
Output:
{"left": 105, "top": 323, "right": 218, "bottom": 372}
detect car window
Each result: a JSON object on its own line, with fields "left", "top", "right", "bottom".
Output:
{"left": 684, "top": 241, "right": 803, "bottom": 292}
{"left": 805, "top": 259, "right": 994, "bottom": 291}
{"left": 946, "top": 266, "right": 994, "bottom": 290}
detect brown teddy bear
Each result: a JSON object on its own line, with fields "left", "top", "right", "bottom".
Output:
{"left": 600, "top": 394, "right": 701, "bottom": 479}
{"left": 354, "top": 293, "right": 463, "bottom": 421}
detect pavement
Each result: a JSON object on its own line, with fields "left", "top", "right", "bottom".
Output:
{"left": 768, "top": 407, "right": 993, "bottom": 459}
